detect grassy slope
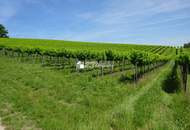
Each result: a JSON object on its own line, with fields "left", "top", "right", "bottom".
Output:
{"left": 0, "top": 56, "right": 190, "bottom": 129}
{"left": 0, "top": 38, "right": 164, "bottom": 53}
{"left": 0, "top": 56, "right": 147, "bottom": 130}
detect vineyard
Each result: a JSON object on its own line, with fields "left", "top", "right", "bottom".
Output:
{"left": 0, "top": 38, "right": 190, "bottom": 130}
{"left": 0, "top": 38, "right": 171, "bottom": 77}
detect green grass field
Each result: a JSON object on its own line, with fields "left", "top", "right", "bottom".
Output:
{"left": 0, "top": 55, "right": 189, "bottom": 130}
{"left": 0, "top": 39, "right": 189, "bottom": 130}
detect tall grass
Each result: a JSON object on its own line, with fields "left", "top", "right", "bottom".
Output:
{"left": 0, "top": 57, "right": 190, "bottom": 130}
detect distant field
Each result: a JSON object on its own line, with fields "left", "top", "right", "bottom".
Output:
{"left": 0, "top": 38, "right": 171, "bottom": 55}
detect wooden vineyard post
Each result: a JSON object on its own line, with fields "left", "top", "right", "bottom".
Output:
{"left": 122, "top": 58, "right": 125, "bottom": 72}
{"left": 62, "top": 56, "right": 65, "bottom": 69}
{"left": 183, "top": 65, "right": 188, "bottom": 92}
{"left": 75, "top": 59, "right": 78, "bottom": 72}
{"left": 58, "top": 57, "right": 61, "bottom": 66}
{"left": 22, "top": 53, "right": 25, "bottom": 63}
{"left": 49, "top": 56, "right": 51, "bottom": 65}
{"left": 18, "top": 52, "right": 21, "bottom": 63}
{"left": 83, "top": 59, "right": 86, "bottom": 72}
{"left": 134, "top": 65, "right": 136, "bottom": 82}
{"left": 110, "top": 61, "right": 112, "bottom": 73}
{"left": 133, "top": 63, "right": 137, "bottom": 87}
{"left": 32, "top": 54, "right": 35, "bottom": 64}
{"left": 135, "top": 62, "right": 137, "bottom": 81}
{"left": 35, "top": 54, "right": 37, "bottom": 64}
{"left": 20, "top": 53, "right": 23, "bottom": 63}
{"left": 101, "top": 65, "right": 104, "bottom": 76}
{"left": 41, "top": 55, "right": 45, "bottom": 65}
{"left": 135, "top": 62, "right": 138, "bottom": 83}
{"left": 111, "top": 60, "right": 114, "bottom": 73}
{"left": 2, "top": 48, "right": 5, "bottom": 56}
{"left": 100, "top": 61, "right": 104, "bottom": 76}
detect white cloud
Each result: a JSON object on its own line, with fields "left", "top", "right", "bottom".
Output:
{"left": 73, "top": 0, "right": 190, "bottom": 44}
{"left": 1, "top": 0, "right": 190, "bottom": 45}
{"left": 94, "top": 0, "right": 190, "bottom": 25}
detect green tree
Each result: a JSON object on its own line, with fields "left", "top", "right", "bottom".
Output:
{"left": 0, "top": 24, "right": 9, "bottom": 38}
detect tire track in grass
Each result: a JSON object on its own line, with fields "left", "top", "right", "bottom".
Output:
{"left": 0, "top": 103, "right": 42, "bottom": 130}
{"left": 108, "top": 63, "right": 172, "bottom": 130}
{"left": 79, "top": 62, "right": 172, "bottom": 130}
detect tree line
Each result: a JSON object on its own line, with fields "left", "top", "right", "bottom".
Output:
{"left": 184, "top": 42, "right": 190, "bottom": 48}
{"left": 0, "top": 24, "right": 9, "bottom": 38}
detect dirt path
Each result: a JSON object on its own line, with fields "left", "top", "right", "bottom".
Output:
{"left": 0, "top": 125, "right": 5, "bottom": 130}
{"left": 110, "top": 63, "right": 170, "bottom": 117}
{"left": 0, "top": 120, "right": 5, "bottom": 130}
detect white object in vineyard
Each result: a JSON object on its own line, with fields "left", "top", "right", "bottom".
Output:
{"left": 76, "top": 61, "right": 85, "bottom": 69}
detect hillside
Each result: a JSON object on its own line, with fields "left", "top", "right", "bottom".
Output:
{"left": 0, "top": 38, "right": 189, "bottom": 130}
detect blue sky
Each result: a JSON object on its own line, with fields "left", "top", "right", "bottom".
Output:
{"left": 0, "top": 0, "right": 190, "bottom": 45}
